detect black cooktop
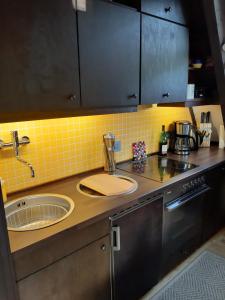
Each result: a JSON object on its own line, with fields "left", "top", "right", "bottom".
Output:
{"left": 118, "top": 156, "right": 197, "bottom": 183}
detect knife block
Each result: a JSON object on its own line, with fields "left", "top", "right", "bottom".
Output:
{"left": 199, "top": 123, "right": 212, "bottom": 147}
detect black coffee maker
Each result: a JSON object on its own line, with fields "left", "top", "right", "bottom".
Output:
{"left": 171, "top": 121, "right": 203, "bottom": 155}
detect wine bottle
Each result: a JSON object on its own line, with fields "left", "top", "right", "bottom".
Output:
{"left": 159, "top": 125, "right": 168, "bottom": 156}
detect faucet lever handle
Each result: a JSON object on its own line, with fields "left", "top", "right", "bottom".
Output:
{"left": 20, "top": 136, "right": 30, "bottom": 145}
{"left": 11, "top": 130, "right": 19, "bottom": 141}
{"left": 11, "top": 130, "right": 19, "bottom": 156}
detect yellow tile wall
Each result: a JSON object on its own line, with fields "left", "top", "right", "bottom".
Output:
{"left": 0, "top": 107, "right": 191, "bottom": 193}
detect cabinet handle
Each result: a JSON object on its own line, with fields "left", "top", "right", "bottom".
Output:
{"left": 128, "top": 94, "right": 138, "bottom": 99}
{"left": 67, "top": 94, "right": 76, "bottom": 102}
{"left": 101, "top": 244, "right": 106, "bottom": 251}
{"left": 111, "top": 226, "right": 121, "bottom": 252}
{"left": 165, "top": 6, "right": 172, "bottom": 13}
{"left": 162, "top": 93, "right": 170, "bottom": 98}
{"left": 71, "top": 0, "right": 76, "bottom": 10}
{"left": 76, "top": 0, "right": 87, "bottom": 12}
{"left": 222, "top": 43, "right": 225, "bottom": 52}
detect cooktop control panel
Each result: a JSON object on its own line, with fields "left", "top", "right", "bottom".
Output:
{"left": 164, "top": 175, "right": 207, "bottom": 204}
{"left": 182, "top": 176, "right": 206, "bottom": 193}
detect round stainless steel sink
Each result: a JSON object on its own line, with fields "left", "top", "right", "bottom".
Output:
{"left": 4, "top": 194, "right": 74, "bottom": 231}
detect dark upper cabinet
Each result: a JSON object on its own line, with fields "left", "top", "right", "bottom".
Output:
{"left": 78, "top": 0, "right": 140, "bottom": 108}
{"left": 141, "top": 0, "right": 187, "bottom": 25}
{"left": 0, "top": 0, "right": 80, "bottom": 122}
{"left": 141, "top": 15, "right": 189, "bottom": 104}
{"left": 203, "top": 0, "right": 225, "bottom": 121}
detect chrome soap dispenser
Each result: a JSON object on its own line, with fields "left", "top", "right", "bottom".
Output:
{"left": 103, "top": 133, "right": 116, "bottom": 174}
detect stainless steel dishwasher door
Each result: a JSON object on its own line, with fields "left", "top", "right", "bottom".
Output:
{"left": 162, "top": 183, "right": 211, "bottom": 277}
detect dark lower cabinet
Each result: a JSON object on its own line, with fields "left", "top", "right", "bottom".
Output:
{"left": 203, "top": 164, "right": 225, "bottom": 242}
{"left": 111, "top": 195, "right": 163, "bottom": 300}
{"left": 0, "top": 0, "right": 80, "bottom": 122}
{"left": 78, "top": 0, "right": 140, "bottom": 108}
{"left": 18, "top": 236, "right": 111, "bottom": 300}
{"left": 0, "top": 183, "right": 19, "bottom": 300}
{"left": 141, "top": 14, "right": 188, "bottom": 104}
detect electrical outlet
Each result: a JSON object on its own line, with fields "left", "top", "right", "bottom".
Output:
{"left": 114, "top": 140, "right": 121, "bottom": 152}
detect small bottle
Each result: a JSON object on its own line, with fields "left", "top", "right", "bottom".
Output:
{"left": 159, "top": 125, "right": 168, "bottom": 156}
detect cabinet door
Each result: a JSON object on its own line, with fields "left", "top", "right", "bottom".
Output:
{"left": 141, "top": 0, "right": 187, "bottom": 25}
{"left": 18, "top": 236, "right": 111, "bottom": 300}
{"left": 78, "top": 0, "right": 140, "bottom": 108}
{"left": 0, "top": 181, "right": 19, "bottom": 300}
{"left": 112, "top": 197, "right": 163, "bottom": 300}
{"left": 203, "top": 0, "right": 225, "bottom": 119}
{"left": 203, "top": 165, "right": 225, "bottom": 242}
{"left": 0, "top": 0, "right": 80, "bottom": 121}
{"left": 141, "top": 15, "right": 188, "bottom": 104}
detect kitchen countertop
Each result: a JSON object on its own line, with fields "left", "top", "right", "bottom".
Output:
{"left": 8, "top": 147, "right": 225, "bottom": 255}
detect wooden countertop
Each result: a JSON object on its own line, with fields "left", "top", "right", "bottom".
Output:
{"left": 8, "top": 147, "right": 225, "bottom": 255}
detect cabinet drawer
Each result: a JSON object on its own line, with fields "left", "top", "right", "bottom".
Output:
{"left": 141, "top": 0, "right": 187, "bottom": 25}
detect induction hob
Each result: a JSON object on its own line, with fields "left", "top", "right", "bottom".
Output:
{"left": 117, "top": 155, "right": 197, "bottom": 183}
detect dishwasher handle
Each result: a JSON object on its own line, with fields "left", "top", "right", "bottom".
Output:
{"left": 166, "top": 185, "right": 211, "bottom": 212}
{"left": 111, "top": 226, "right": 121, "bottom": 252}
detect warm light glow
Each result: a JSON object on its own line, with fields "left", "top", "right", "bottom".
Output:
{"left": 0, "top": 107, "right": 191, "bottom": 193}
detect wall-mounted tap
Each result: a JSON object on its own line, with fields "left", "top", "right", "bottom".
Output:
{"left": 0, "top": 131, "right": 35, "bottom": 178}
{"left": 11, "top": 131, "right": 35, "bottom": 178}
{"left": 11, "top": 130, "right": 22, "bottom": 156}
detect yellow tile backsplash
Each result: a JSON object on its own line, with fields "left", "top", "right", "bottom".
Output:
{"left": 0, "top": 107, "right": 191, "bottom": 193}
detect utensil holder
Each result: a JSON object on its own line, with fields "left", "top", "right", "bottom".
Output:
{"left": 219, "top": 125, "right": 225, "bottom": 149}
{"left": 199, "top": 123, "right": 212, "bottom": 147}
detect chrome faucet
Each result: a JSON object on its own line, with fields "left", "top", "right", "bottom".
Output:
{"left": 11, "top": 131, "right": 35, "bottom": 178}
{"left": 0, "top": 131, "right": 35, "bottom": 178}
{"left": 103, "top": 133, "right": 116, "bottom": 174}
{"left": 11, "top": 130, "right": 21, "bottom": 156}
